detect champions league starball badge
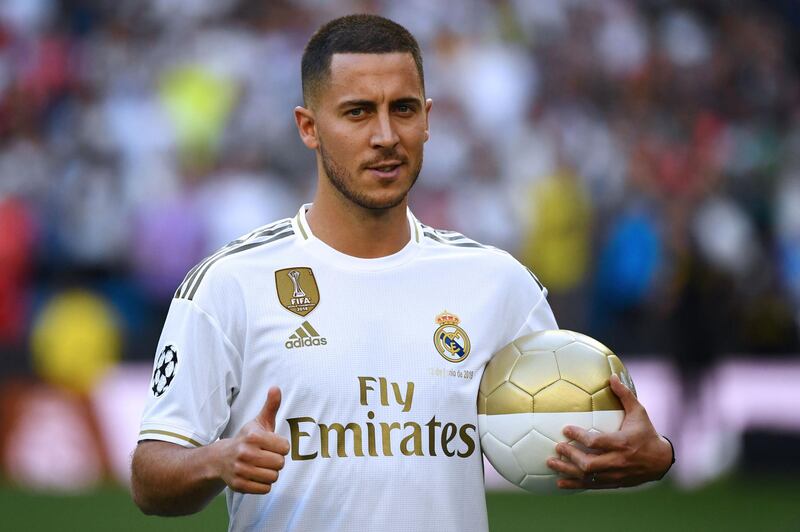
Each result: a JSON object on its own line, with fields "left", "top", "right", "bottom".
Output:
{"left": 152, "top": 344, "right": 178, "bottom": 397}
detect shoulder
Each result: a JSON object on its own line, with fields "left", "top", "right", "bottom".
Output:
{"left": 418, "top": 222, "right": 546, "bottom": 294}
{"left": 173, "top": 217, "right": 296, "bottom": 302}
{"left": 419, "top": 224, "right": 491, "bottom": 251}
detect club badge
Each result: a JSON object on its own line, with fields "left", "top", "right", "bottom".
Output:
{"left": 433, "top": 311, "right": 471, "bottom": 363}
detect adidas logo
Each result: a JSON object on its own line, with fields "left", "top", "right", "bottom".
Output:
{"left": 285, "top": 321, "right": 328, "bottom": 349}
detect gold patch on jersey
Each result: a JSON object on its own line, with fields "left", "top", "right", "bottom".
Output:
{"left": 275, "top": 267, "right": 319, "bottom": 316}
{"left": 433, "top": 311, "right": 471, "bottom": 363}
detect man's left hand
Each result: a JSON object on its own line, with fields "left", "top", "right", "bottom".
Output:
{"left": 546, "top": 374, "right": 673, "bottom": 489}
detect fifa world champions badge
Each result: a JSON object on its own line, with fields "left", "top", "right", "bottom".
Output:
{"left": 434, "top": 311, "right": 471, "bottom": 363}
{"left": 275, "top": 267, "right": 320, "bottom": 316}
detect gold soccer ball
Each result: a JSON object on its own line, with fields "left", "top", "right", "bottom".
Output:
{"left": 477, "top": 330, "right": 634, "bottom": 493}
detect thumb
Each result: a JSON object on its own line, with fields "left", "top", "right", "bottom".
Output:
{"left": 609, "top": 373, "right": 640, "bottom": 413}
{"left": 255, "top": 386, "right": 282, "bottom": 432}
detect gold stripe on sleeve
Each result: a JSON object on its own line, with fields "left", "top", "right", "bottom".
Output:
{"left": 139, "top": 429, "right": 202, "bottom": 447}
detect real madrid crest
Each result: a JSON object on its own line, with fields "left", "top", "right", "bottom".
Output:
{"left": 275, "top": 267, "right": 320, "bottom": 316}
{"left": 433, "top": 310, "right": 471, "bottom": 363}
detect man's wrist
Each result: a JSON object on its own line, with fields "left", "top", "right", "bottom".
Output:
{"left": 657, "top": 435, "right": 675, "bottom": 479}
{"left": 200, "top": 439, "right": 227, "bottom": 484}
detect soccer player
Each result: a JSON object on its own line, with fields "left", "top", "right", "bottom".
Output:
{"left": 131, "top": 14, "right": 674, "bottom": 531}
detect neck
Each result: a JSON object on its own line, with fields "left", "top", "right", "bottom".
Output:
{"left": 306, "top": 191, "right": 411, "bottom": 259}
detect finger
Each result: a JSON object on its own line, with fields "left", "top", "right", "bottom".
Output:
{"left": 255, "top": 387, "right": 282, "bottom": 432}
{"left": 563, "top": 426, "right": 626, "bottom": 451}
{"left": 609, "top": 374, "right": 640, "bottom": 413}
{"left": 229, "top": 478, "right": 273, "bottom": 495}
{"left": 554, "top": 441, "right": 591, "bottom": 472}
{"left": 557, "top": 475, "right": 618, "bottom": 490}
{"left": 555, "top": 441, "right": 624, "bottom": 474}
{"left": 233, "top": 463, "right": 279, "bottom": 485}
{"left": 546, "top": 457, "right": 584, "bottom": 480}
{"left": 556, "top": 478, "right": 585, "bottom": 490}
{"left": 244, "top": 431, "right": 290, "bottom": 456}
{"left": 246, "top": 450, "right": 287, "bottom": 471}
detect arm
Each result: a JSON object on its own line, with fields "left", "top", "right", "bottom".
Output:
{"left": 131, "top": 440, "right": 227, "bottom": 516}
{"left": 546, "top": 374, "right": 674, "bottom": 489}
{"left": 131, "top": 387, "right": 289, "bottom": 516}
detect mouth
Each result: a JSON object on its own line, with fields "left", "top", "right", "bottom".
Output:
{"left": 366, "top": 161, "right": 404, "bottom": 179}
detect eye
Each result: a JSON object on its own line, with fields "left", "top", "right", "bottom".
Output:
{"left": 396, "top": 104, "right": 413, "bottom": 114}
{"left": 347, "top": 108, "right": 364, "bottom": 117}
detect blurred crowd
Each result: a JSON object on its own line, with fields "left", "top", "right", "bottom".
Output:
{"left": 1, "top": 0, "right": 800, "bottom": 386}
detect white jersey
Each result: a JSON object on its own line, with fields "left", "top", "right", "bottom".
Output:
{"left": 139, "top": 204, "right": 557, "bottom": 532}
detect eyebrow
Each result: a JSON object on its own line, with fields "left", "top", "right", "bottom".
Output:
{"left": 337, "top": 96, "right": 423, "bottom": 110}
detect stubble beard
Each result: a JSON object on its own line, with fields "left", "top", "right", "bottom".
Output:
{"left": 319, "top": 140, "right": 423, "bottom": 211}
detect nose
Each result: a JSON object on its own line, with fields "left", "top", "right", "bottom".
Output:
{"left": 370, "top": 110, "right": 399, "bottom": 149}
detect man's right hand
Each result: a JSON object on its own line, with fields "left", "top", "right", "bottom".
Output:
{"left": 215, "top": 386, "right": 290, "bottom": 494}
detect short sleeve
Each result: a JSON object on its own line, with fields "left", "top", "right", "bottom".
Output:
{"left": 509, "top": 264, "right": 558, "bottom": 339}
{"left": 138, "top": 298, "right": 242, "bottom": 448}
{"left": 512, "top": 292, "right": 558, "bottom": 338}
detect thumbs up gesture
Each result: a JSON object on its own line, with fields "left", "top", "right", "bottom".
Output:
{"left": 217, "top": 387, "right": 290, "bottom": 494}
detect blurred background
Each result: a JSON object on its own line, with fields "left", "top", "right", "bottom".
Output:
{"left": 0, "top": 0, "right": 799, "bottom": 530}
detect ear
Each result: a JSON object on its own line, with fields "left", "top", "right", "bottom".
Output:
{"left": 423, "top": 98, "right": 433, "bottom": 142}
{"left": 294, "top": 106, "right": 319, "bottom": 150}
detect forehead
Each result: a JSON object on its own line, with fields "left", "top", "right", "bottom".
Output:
{"left": 323, "top": 52, "right": 423, "bottom": 103}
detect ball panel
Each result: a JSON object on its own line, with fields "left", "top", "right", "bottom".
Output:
{"left": 607, "top": 354, "right": 626, "bottom": 375}
{"left": 570, "top": 330, "right": 615, "bottom": 357}
{"left": 511, "top": 428, "right": 558, "bottom": 475}
{"left": 554, "top": 343, "right": 610, "bottom": 394}
{"left": 477, "top": 391, "right": 487, "bottom": 415}
{"left": 519, "top": 474, "right": 559, "bottom": 494}
{"left": 509, "top": 351, "right": 560, "bottom": 396}
{"left": 607, "top": 354, "right": 637, "bottom": 396}
{"left": 479, "top": 343, "right": 520, "bottom": 396}
{"left": 514, "top": 330, "right": 575, "bottom": 352}
{"left": 486, "top": 381, "right": 533, "bottom": 415}
{"left": 478, "top": 413, "right": 535, "bottom": 447}
{"left": 529, "top": 411, "right": 593, "bottom": 443}
{"left": 592, "top": 409, "right": 624, "bottom": 433}
{"left": 481, "top": 432, "right": 525, "bottom": 484}
{"left": 591, "top": 386, "right": 623, "bottom": 411}
{"left": 533, "top": 380, "right": 591, "bottom": 413}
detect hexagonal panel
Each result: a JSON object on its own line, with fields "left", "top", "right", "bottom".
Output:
{"left": 509, "top": 351, "right": 560, "bottom": 396}
{"left": 481, "top": 432, "right": 525, "bottom": 484}
{"left": 555, "top": 343, "right": 610, "bottom": 394}
{"left": 591, "top": 385, "right": 622, "bottom": 411}
{"left": 571, "top": 330, "right": 615, "bottom": 357}
{"left": 477, "top": 391, "right": 488, "bottom": 415}
{"left": 592, "top": 410, "right": 624, "bottom": 433}
{"left": 479, "top": 412, "right": 535, "bottom": 447}
{"left": 511, "top": 428, "right": 557, "bottom": 475}
{"left": 514, "top": 330, "right": 575, "bottom": 353}
{"left": 486, "top": 381, "right": 533, "bottom": 415}
{"left": 533, "top": 380, "right": 591, "bottom": 413}
{"left": 480, "top": 343, "right": 520, "bottom": 395}
{"left": 519, "top": 474, "right": 560, "bottom": 494}
{"left": 531, "top": 411, "right": 592, "bottom": 443}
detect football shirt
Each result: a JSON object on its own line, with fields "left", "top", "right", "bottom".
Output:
{"left": 140, "top": 204, "right": 557, "bottom": 531}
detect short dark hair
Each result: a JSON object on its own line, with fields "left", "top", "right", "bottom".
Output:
{"left": 301, "top": 14, "right": 425, "bottom": 106}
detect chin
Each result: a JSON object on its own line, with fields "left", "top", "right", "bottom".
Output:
{"left": 358, "top": 192, "right": 408, "bottom": 210}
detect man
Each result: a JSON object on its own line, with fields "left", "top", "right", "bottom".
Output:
{"left": 131, "top": 14, "right": 673, "bottom": 531}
